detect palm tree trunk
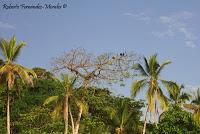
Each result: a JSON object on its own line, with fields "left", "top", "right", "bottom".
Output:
{"left": 64, "top": 96, "right": 69, "bottom": 134}
{"left": 74, "top": 84, "right": 87, "bottom": 134}
{"left": 69, "top": 106, "right": 75, "bottom": 134}
{"left": 154, "top": 101, "right": 158, "bottom": 128}
{"left": 154, "top": 91, "right": 158, "bottom": 128}
{"left": 74, "top": 106, "right": 83, "bottom": 134}
{"left": 7, "top": 88, "right": 10, "bottom": 134}
{"left": 142, "top": 106, "right": 149, "bottom": 134}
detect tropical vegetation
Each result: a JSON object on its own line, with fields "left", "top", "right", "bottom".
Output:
{"left": 0, "top": 36, "right": 199, "bottom": 134}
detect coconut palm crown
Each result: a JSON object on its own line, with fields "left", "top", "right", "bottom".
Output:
{"left": 161, "top": 82, "right": 191, "bottom": 105}
{"left": 131, "top": 54, "right": 172, "bottom": 113}
{"left": 0, "top": 36, "right": 36, "bottom": 88}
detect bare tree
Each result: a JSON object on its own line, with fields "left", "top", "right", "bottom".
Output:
{"left": 52, "top": 48, "right": 139, "bottom": 134}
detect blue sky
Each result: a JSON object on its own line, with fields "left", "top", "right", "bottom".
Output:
{"left": 0, "top": 0, "right": 200, "bottom": 96}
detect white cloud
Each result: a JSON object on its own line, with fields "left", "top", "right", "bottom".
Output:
{"left": 0, "top": 21, "right": 15, "bottom": 29}
{"left": 185, "top": 41, "right": 196, "bottom": 48}
{"left": 123, "top": 12, "right": 151, "bottom": 23}
{"left": 174, "top": 11, "right": 193, "bottom": 19}
{"left": 124, "top": 11, "right": 198, "bottom": 48}
{"left": 153, "top": 11, "right": 198, "bottom": 48}
{"left": 152, "top": 29, "right": 175, "bottom": 38}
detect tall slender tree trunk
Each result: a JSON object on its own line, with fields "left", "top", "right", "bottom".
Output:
{"left": 154, "top": 101, "right": 158, "bottom": 128}
{"left": 73, "top": 83, "right": 87, "bottom": 134}
{"left": 69, "top": 106, "right": 75, "bottom": 134}
{"left": 154, "top": 91, "right": 158, "bottom": 128}
{"left": 64, "top": 96, "right": 69, "bottom": 134}
{"left": 74, "top": 106, "right": 83, "bottom": 134}
{"left": 142, "top": 106, "right": 149, "bottom": 134}
{"left": 7, "top": 88, "right": 10, "bottom": 134}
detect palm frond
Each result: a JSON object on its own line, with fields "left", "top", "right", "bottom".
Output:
{"left": 21, "top": 65, "right": 37, "bottom": 78}
{"left": 148, "top": 54, "right": 159, "bottom": 76}
{"left": 183, "top": 104, "right": 199, "bottom": 111}
{"left": 0, "top": 64, "right": 12, "bottom": 74}
{"left": 184, "top": 103, "right": 200, "bottom": 125}
{"left": 51, "top": 102, "right": 63, "bottom": 120}
{"left": 0, "top": 59, "right": 4, "bottom": 65}
{"left": 76, "top": 100, "right": 88, "bottom": 116}
{"left": 121, "top": 103, "right": 133, "bottom": 125}
{"left": 8, "top": 36, "right": 16, "bottom": 60}
{"left": 179, "top": 92, "right": 191, "bottom": 102}
{"left": 0, "top": 39, "right": 9, "bottom": 60}
{"left": 131, "top": 79, "right": 147, "bottom": 97}
{"left": 161, "top": 80, "right": 178, "bottom": 97}
{"left": 157, "top": 87, "right": 168, "bottom": 110}
{"left": 104, "top": 106, "right": 117, "bottom": 119}
{"left": 9, "top": 36, "right": 16, "bottom": 50}
{"left": 44, "top": 95, "right": 64, "bottom": 120}
{"left": 43, "top": 96, "right": 59, "bottom": 105}
{"left": 132, "top": 63, "right": 148, "bottom": 77}
{"left": 14, "top": 65, "right": 36, "bottom": 84}
{"left": 71, "top": 77, "right": 77, "bottom": 87}
{"left": 191, "top": 88, "right": 200, "bottom": 105}
{"left": 156, "top": 60, "right": 171, "bottom": 76}
{"left": 144, "top": 57, "right": 150, "bottom": 74}
{"left": 13, "top": 42, "right": 26, "bottom": 61}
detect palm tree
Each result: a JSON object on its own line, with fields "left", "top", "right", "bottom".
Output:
{"left": 44, "top": 74, "right": 88, "bottom": 134}
{"left": 105, "top": 99, "right": 141, "bottom": 134}
{"left": 0, "top": 36, "right": 36, "bottom": 134}
{"left": 131, "top": 54, "right": 172, "bottom": 134}
{"left": 162, "top": 82, "right": 191, "bottom": 105}
{"left": 107, "top": 100, "right": 132, "bottom": 134}
{"left": 183, "top": 88, "right": 200, "bottom": 125}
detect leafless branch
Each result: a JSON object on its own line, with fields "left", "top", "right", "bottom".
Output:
{"left": 52, "top": 48, "right": 140, "bottom": 87}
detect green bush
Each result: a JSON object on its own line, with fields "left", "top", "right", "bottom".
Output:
{"left": 152, "top": 106, "right": 200, "bottom": 134}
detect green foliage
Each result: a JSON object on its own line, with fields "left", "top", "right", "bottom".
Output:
{"left": 0, "top": 52, "right": 198, "bottom": 134}
{"left": 0, "top": 38, "right": 199, "bottom": 134}
{"left": 79, "top": 117, "right": 110, "bottom": 134}
{"left": 184, "top": 89, "right": 200, "bottom": 125}
{"left": 0, "top": 73, "right": 144, "bottom": 134}
{"left": 78, "top": 87, "right": 144, "bottom": 134}
{"left": 32, "top": 67, "right": 54, "bottom": 79}
{"left": 0, "top": 74, "right": 64, "bottom": 133}
{"left": 0, "top": 36, "right": 25, "bottom": 62}
{"left": 152, "top": 106, "right": 200, "bottom": 134}
{"left": 161, "top": 81, "right": 191, "bottom": 105}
